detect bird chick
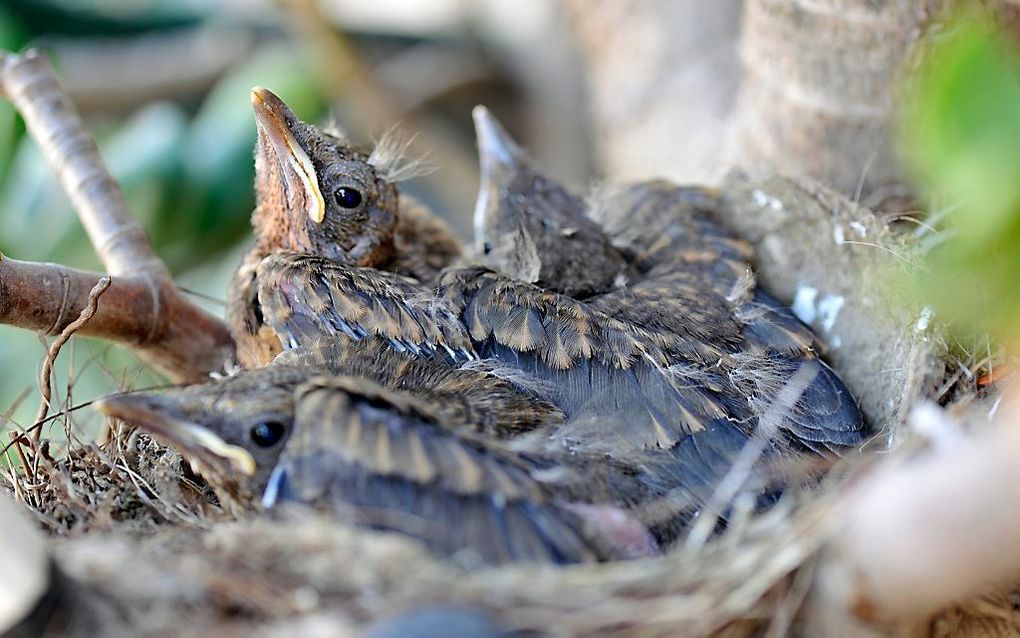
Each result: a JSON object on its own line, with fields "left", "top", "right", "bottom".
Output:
{"left": 230, "top": 88, "right": 461, "bottom": 366}
{"left": 472, "top": 106, "right": 629, "bottom": 299}
{"left": 247, "top": 107, "right": 866, "bottom": 486}
{"left": 95, "top": 339, "right": 657, "bottom": 565}
{"left": 461, "top": 107, "right": 869, "bottom": 456}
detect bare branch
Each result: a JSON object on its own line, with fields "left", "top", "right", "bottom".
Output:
{"left": 0, "top": 49, "right": 234, "bottom": 381}
{"left": 0, "top": 50, "right": 162, "bottom": 278}
{"left": 0, "top": 255, "right": 231, "bottom": 382}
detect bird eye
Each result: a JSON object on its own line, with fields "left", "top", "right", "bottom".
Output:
{"left": 249, "top": 421, "right": 287, "bottom": 448}
{"left": 482, "top": 242, "right": 492, "bottom": 255}
{"left": 333, "top": 187, "right": 363, "bottom": 209}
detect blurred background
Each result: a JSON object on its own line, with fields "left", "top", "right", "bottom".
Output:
{"left": 1, "top": 0, "right": 1019, "bottom": 441}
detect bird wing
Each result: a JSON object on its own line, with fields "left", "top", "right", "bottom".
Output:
{"left": 278, "top": 336, "right": 564, "bottom": 439}
{"left": 226, "top": 246, "right": 284, "bottom": 367}
{"left": 734, "top": 289, "right": 819, "bottom": 356}
{"left": 590, "top": 270, "right": 743, "bottom": 362}
{"left": 256, "top": 252, "right": 475, "bottom": 363}
{"left": 438, "top": 267, "right": 753, "bottom": 451}
{"left": 439, "top": 267, "right": 666, "bottom": 369}
{"left": 266, "top": 375, "right": 610, "bottom": 565}
{"left": 596, "top": 272, "right": 866, "bottom": 454}
{"left": 594, "top": 181, "right": 753, "bottom": 285}
{"left": 439, "top": 259, "right": 866, "bottom": 457}
{"left": 593, "top": 184, "right": 868, "bottom": 453}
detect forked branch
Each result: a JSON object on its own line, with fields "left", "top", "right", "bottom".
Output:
{"left": 0, "top": 50, "right": 233, "bottom": 381}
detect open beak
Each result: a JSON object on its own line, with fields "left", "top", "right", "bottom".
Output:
{"left": 94, "top": 394, "right": 256, "bottom": 477}
{"left": 251, "top": 86, "right": 326, "bottom": 223}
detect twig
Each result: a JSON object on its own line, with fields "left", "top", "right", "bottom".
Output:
{"left": 7, "top": 432, "right": 34, "bottom": 507}
{"left": 0, "top": 49, "right": 234, "bottom": 381}
{"left": 33, "top": 276, "right": 110, "bottom": 438}
{"left": 1, "top": 434, "right": 24, "bottom": 504}
{"left": 685, "top": 365, "right": 815, "bottom": 551}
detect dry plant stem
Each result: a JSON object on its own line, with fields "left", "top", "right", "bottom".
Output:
{"left": 685, "top": 365, "right": 814, "bottom": 551}
{"left": 33, "top": 276, "right": 110, "bottom": 439}
{"left": 815, "top": 401, "right": 1020, "bottom": 624}
{"left": 0, "top": 50, "right": 233, "bottom": 381}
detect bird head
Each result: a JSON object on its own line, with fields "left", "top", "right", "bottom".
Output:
{"left": 94, "top": 365, "right": 308, "bottom": 505}
{"left": 471, "top": 106, "right": 629, "bottom": 299}
{"left": 250, "top": 87, "right": 399, "bottom": 268}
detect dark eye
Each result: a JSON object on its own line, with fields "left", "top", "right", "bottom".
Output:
{"left": 250, "top": 421, "right": 287, "bottom": 448}
{"left": 482, "top": 242, "right": 492, "bottom": 255}
{"left": 333, "top": 187, "right": 362, "bottom": 209}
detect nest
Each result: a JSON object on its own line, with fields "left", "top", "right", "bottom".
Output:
{"left": 2, "top": 174, "right": 1016, "bottom": 637}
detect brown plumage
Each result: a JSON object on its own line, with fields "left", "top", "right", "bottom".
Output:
{"left": 228, "top": 88, "right": 461, "bottom": 367}
{"left": 94, "top": 338, "right": 657, "bottom": 565}
{"left": 461, "top": 108, "right": 867, "bottom": 456}
{"left": 276, "top": 335, "right": 561, "bottom": 439}
{"left": 250, "top": 107, "right": 866, "bottom": 456}
{"left": 228, "top": 103, "right": 865, "bottom": 546}
{"left": 256, "top": 251, "right": 475, "bottom": 363}
{"left": 254, "top": 253, "right": 738, "bottom": 451}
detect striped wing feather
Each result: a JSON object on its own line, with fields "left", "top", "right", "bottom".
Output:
{"left": 256, "top": 252, "right": 475, "bottom": 362}
{"left": 269, "top": 376, "right": 610, "bottom": 565}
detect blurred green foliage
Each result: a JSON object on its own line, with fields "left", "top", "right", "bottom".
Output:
{"left": 899, "top": 12, "right": 1020, "bottom": 344}
{"left": 3, "top": 0, "right": 207, "bottom": 36}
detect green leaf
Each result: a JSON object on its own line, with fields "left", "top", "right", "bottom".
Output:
{"left": 899, "top": 13, "right": 1020, "bottom": 341}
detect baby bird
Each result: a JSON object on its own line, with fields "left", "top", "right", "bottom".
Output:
{"left": 229, "top": 88, "right": 462, "bottom": 366}
{"left": 471, "top": 106, "right": 630, "bottom": 299}
{"left": 95, "top": 338, "right": 657, "bottom": 565}
{"left": 461, "top": 107, "right": 868, "bottom": 457}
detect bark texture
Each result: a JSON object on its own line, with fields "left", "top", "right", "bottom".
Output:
{"left": 719, "top": 173, "right": 945, "bottom": 434}
{"left": 564, "top": 1, "right": 946, "bottom": 196}
{"left": 729, "top": 0, "right": 945, "bottom": 194}
{"left": 562, "top": 0, "right": 744, "bottom": 184}
{"left": 0, "top": 51, "right": 233, "bottom": 382}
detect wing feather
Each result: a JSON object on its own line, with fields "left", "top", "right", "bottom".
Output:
{"left": 269, "top": 376, "right": 613, "bottom": 564}
{"left": 257, "top": 252, "right": 475, "bottom": 363}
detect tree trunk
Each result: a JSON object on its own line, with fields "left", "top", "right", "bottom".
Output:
{"left": 729, "top": 0, "right": 944, "bottom": 196}
{"left": 564, "top": 0, "right": 946, "bottom": 199}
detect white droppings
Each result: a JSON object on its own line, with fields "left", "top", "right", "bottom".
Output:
{"left": 752, "top": 189, "right": 784, "bottom": 211}
{"left": 817, "top": 293, "right": 845, "bottom": 333}
{"left": 791, "top": 286, "right": 818, "bottom": 324}
{"left": 833, "top": 225, "right": 845, "bottom": 245}
{"left": 792, "top": 285, "right": 845, "bottom": 344}
{"left": 915, "top": 306, "right": 934, "bottom": 332}
{"left": 850, "top": 221, "right": 868, "bottom": 237}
